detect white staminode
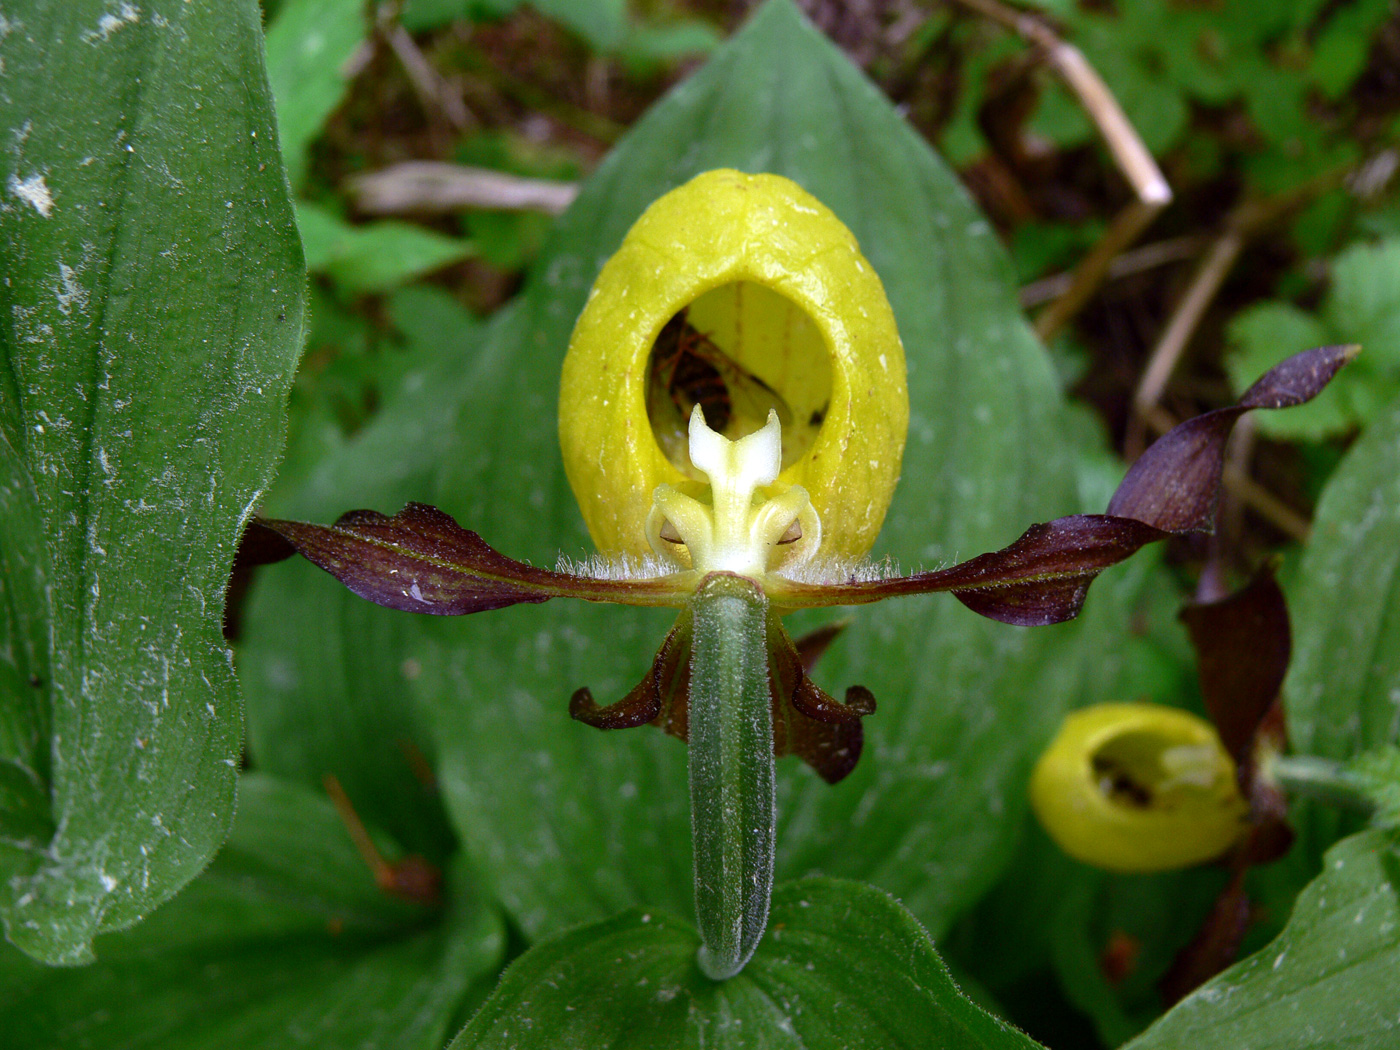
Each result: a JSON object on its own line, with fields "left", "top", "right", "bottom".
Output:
{"left": 646, "top": 408, "right": 820, "bottom": 578}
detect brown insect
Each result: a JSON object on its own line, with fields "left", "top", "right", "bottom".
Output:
{"left": 648, "top": 309, "right": 792, "bottom": 437}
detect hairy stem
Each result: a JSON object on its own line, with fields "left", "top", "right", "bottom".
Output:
{"left": 688, "top": 573, "right": 775, "bottom": 980}
{"left": 1267, "top": 754, "right": 1375, "bottom": 815}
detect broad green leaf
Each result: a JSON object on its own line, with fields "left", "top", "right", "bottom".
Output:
{"left": 1349, "top": 746, "right": 1400, "bottom": 827}
{"left": 242, "top": 287, "right": 485, "bottom": 857}
{"left": 1125, "top": 828, "right": 1400, "bottom": 1050}
{"left": 1309, "top": 0, "right": 1394, "bottom": 99}
{"left": 1286, "top": 392, "right": 1400, "bottom": 761}
{"left": 0, "top": 0, "right": 305, "bottom": 963}
{"left": 425, "top": 0, "right": 627, "bottom": 51}
{"left": 403, "top": 0, "right": 479, "bottom": 32}
{"left": 265, "top": 0, "right": 367, "bottom": 191}
{"left": 533, "top": 0, "right": 627, "bottom": 52}
{"left": 450, "top": 877, "right": 1043, "bottom": 1050}
{"left": 296, "top": 203, "right": 476, "bottom": 295}
{"left": 1328, "top": 239, "right": 1400, "bottom": 372}
{"left": 0, "top": 431, "right": 51, "bottom": 855}
{"left": 619, "top": 17, "right": 723, "bottom": 73}
{"left": 0, "top": 774, "right": 504, "bottom": 1050}
{"left": 240, "top": 0, "right": 1148, "bottom": 948}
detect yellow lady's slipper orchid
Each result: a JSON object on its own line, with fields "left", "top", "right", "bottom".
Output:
{"left": 253, "top": 154, "right": 1349, "bottom": 979}
{"left": 559, "top": 168, "right": 908, "bottom": 571}
{"left": 1030, "top": 703, "right": 1250, "bottom": 873}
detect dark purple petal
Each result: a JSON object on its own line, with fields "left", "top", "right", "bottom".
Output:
{"left": 772, "top": 345, "right": 1354, "bottom": 624}
{"left": 791, "top": 621, "right": 849, "bottom": 675}
{"left": 1179, "top": 566, "right": 1291, "bottom": 764}
{"left": 767, "top": 612, "right": 874, "bottom": 783}
{"left": 771, "top": 515, "right": 1166, "bottom": 626}
{"left": 1108, "top": 344, "right": 1357, "bottom": 529}
{"left": 258, "top": 502, "right": 683, "bottom": 615}
{"left": 1237, "top": 343, "right": 1357, "bottom": 409}
{"left": 238, "top": 520, "right": 298, "bottom": 565}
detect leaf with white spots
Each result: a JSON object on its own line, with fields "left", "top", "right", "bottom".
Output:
{"left": 1287, "top": 392, "right": 1400, "bottom": 762}
{"left": 0, "top": 775, "right": 504, "bottom": 1050}
{"left": 0, "top": 0, "right": 304, "bottom": 962}
{"left": 1125, "top": 828, "right": 1400, "bottom": 1050}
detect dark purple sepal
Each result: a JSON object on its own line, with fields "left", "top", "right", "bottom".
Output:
{"left": 1160, "top": 567, "right": 1301, "bottom": 1002}
{"left": 1158, "top": 869, "right": 1252, "bottom": 1007}
{"left": 257, "top": 502, "right": 684, "bottom": 616}
{"left": 1180, "top": 567, "right": 1297, "bottom": 866}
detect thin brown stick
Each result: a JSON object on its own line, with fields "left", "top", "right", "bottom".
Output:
{"left": 323, "top": 772, "right": 393, "bottom": 888}
{"left": 1042, "top": 42, "right": 1171, "bottom": 205}
{"left": 387, "top": 25, "right": 475, "bottom": 132}
{"left": 950, "top": 0, "right": 1172, "bottom": 339}
{"left": 1127, "top": 163, "right": 1360, "bottom": 454}
{"left": 348, "top": 161, "right": 580, "bottom": 215}
{"left": 1219, "top": 413, "right": 1256, "bottom": 546}
{"left": 1019, "top": 234, "right": 1203, "bottom": 308}
{"left": 951, "top": 0, "right": 1168, "bottom": 202}
{"left": 1132, "top": 230, "right": 1246, "bottom": 421}
{"left": 1034, "top": 198, "right": 1162, "bottom": 341}
{"left": 1224, "top": 472, "right": 1311, "bottom": 543}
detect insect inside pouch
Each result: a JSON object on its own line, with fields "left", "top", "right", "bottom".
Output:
{"left": 646, "top": 307, "right": 816, "bottom": 476}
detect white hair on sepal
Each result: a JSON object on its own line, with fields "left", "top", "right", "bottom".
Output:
{"left": 774, "top": 554, "right": 903, "bottom": 587}
{"left": 557, "top": 551, "right": 679, "bottom": 582}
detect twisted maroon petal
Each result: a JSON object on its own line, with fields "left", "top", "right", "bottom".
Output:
{"left": 769, "top": 344, "right": 1356, "bottom": 626}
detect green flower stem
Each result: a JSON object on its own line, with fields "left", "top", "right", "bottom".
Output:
{"left": 1266, "top": 754, "right": 1376, "bottom": 815}
{"left": 688, "top": 572, "right": 775, "bottom": 980}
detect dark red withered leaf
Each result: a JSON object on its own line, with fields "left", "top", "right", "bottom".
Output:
{"left": 257, "top": 502, "right": 682, "bottom": 616}
{"left": 1179, "top": 566, "right": 1291, "bottom": 764}
{"left": 771, "top": 344, "right": 1355, "bottom": 624}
